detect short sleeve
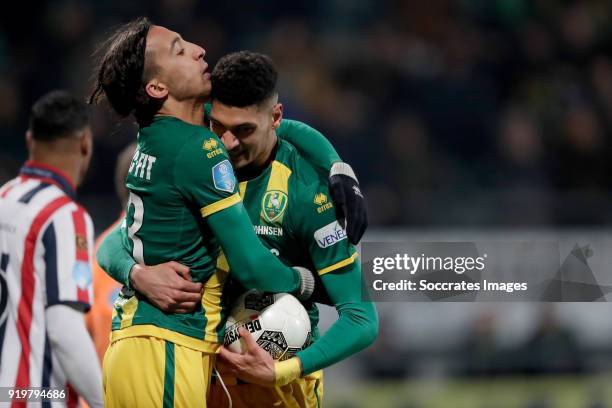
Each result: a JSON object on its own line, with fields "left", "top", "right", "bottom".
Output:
{"left": 43, "top": 204, "right": 94, "bottom": 312}
{"left": 173, "top": 129, "right": 241, "bottom": 218}
{"left": 294, "top": 181, "right": 358, "bottom": 276}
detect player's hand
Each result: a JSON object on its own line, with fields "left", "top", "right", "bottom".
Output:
{"left": 129, "top": 262, "right": 202, "bottom": 313}
{"left": 217, "top": 327, "right": 276, "bottom": 387}
{"left": 329, "top": 162, "right": 368, "bottom": 245}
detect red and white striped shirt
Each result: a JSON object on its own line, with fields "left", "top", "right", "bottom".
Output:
{"left": 0, "top": 161, "right": 94, "bottom": 407}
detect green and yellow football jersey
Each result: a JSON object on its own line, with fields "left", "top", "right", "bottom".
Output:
{"left": 223, "top": 136, "right": 358, "bottom": 340}
{"left": 111, "top": 116, "right": 240, "bottom": 351}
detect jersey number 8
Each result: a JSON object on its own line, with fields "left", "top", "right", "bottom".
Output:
{"left": 127, "top": 192, "right": 144, "bottom": 264}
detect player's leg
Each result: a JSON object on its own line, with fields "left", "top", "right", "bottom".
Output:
{"left": 103, "top": 336, "right": 214, "bottom": 408}
{"left": 172, "top": 343, "right": 214, "bottom": 407}
{"left": 102, "top": 336, "right": 166, "bottom": 407}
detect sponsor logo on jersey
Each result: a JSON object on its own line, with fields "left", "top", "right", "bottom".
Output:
{"left": 203, "top": 138, "right": 224, "bottom": 159}
{"left": 75, "top": 234, "right": 88, "bottom": 251}
{"left": 262, "top": 190, "right": 288, "bottom": 222}
{"left": 212, "top": 160, "right": 236, "bottom": 193}
{"left": 203, "top": 138, "right": 218, "bottom": 150}
{"left": 253, "top": 225, "right": 284, "bottom": 236}
{"left": 72, "top": 261, "right": 92, "bottom": 290}
{"left": 314, "top": 192, "right": 333, "bottom": 213}
{"left": 314, "top": 193, "right": 327, "bottom": 205}
{"left": 314, "top": 220, "right": 347, "bottom": 248}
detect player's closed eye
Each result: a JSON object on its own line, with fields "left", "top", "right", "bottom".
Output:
{"left": 234, "top": 126, "right": 255, "bottom": 138}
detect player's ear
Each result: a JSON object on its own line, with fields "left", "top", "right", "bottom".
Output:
{"left": 80, "top": 127, "right": 93, "bottom": 158}
{"left": 272, "top": 102, "right": 283, "bottom": 130}
{"left": 145, "top": 79, "right": 169, "bottom": 99}
{"left": 25, "top": 130, "right": 34, "bottom": 151}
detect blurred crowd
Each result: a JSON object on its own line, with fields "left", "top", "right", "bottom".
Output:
{"left": 1, "top": 0, "right": 612, "bottom": 226}
{"left": 342, "top": 303, "right": 612, "bottom": 408}
{"left": 360, "top": 305, "right": 589, "bottom": 379}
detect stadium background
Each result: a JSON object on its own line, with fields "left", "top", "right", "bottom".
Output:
{"left": 2, "top": 1, "right": 612, "bottom": 406}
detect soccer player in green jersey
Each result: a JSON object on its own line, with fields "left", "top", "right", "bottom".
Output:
{"left": 89, "top": 19, "right": 317, "bottom": 407}
{"left": 104, "top": 51, "right": 379, "bottom": 407}
{"left": 208, "top": 51, "right": 378, "bottom": 407}
{"left": 90, "top": 18, "right": 369, "bottom": 408}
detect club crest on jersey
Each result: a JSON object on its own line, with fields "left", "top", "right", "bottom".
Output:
{"left": 261, "top": 190, "right": 288, "bottom": 223}
{"left": 212, "top": 160, "right": 236, "bottom": 193}
{"left": 203, "top": 138, "right": 224, "bottom": 159}
{"left": 314, "top": 192, "right": 333, "bottom": 213}
{"left": 72, "top": 261, "right": 92, "bottom": 290}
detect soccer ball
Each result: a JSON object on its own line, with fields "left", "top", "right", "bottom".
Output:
{"left": 224, "top": 290, "right": 312, "bottom": 361}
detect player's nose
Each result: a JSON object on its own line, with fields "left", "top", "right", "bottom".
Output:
{"left": 221, "top": 131, "right": 239, "bottom": 150}
{"left": 195, "top": 45, "right": 205, "bottom": 61}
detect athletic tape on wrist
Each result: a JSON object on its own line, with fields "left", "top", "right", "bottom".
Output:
{"left": 274, "top": 358, "right": 303, "bottom": 386}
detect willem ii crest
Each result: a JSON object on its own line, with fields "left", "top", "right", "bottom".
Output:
{"left": 261, "top": 190, "right": 288, "bottom": 223}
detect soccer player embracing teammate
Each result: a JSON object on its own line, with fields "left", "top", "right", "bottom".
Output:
{"left": 90, "top": 18, "right": 376, "bottom": 408}
{"left": 205, "top": 51, "right": 378, "bottom": 407}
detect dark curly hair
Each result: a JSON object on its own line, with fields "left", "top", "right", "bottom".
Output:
{"left": 211, "top": 51, "right": 278, "bottom": 107}
{"left": 89, "top": 17, "right": 162, "bottom": 126}
{"left": 30, "top": 90, "right": 90, "bottom": 141}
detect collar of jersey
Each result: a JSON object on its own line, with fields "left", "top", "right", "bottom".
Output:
{"left": 20, "top": 161, "right": 76, "bottom": 199}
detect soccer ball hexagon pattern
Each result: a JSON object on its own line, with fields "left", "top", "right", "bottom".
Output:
{"left": 224, "top": 290, "right": 312, "bottom": 361}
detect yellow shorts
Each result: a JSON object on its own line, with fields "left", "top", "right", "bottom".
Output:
{"left": 103, "top": 335, "right": 214, "bottom": 408}
{"left": 208, "top": 370, "right": 323, "bottom": 408}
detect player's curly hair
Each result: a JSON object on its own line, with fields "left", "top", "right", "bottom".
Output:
{"left": 211, "top": 51, "right": 278, "bottom": 107}
{"left": 89, "top": 17, "right": 162, "bottom": 126}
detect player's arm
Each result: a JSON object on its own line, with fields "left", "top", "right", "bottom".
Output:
{"left": 96, "top": 207, "right": 310, "bottom": 308}
{"left": 277, "top": 119, "right": 368, "bottom": 245}
{"left": 42, "top": 207, "right": 103, "bottom": 408}
{"left": 177, "top": 132, "right": 314, "bottom": 298}
{"left": 219, "top": 264, "right": 377, "bottom": 386}
{"left": 206, "top": 205, "right": 311, "bottom": 294}
{"left": 276, "top": 119, "right": 341, "bottom": 169}
{"left": 46, "top": 306, "right": 104, "bottom": 408}
{"left": 96, "top": 222, "right": 203, "bottom": 313}
{"left": 291, "top": 263, "right": 378, "bottom": 377}
{"left": 219, "top": 181, "right": 377, "bottom": 386}
{"left": 285, "top": 180, "right": 378, "bottom": 378}
{"left": 95, "top": 222, "right": 134, "bottom": 288}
